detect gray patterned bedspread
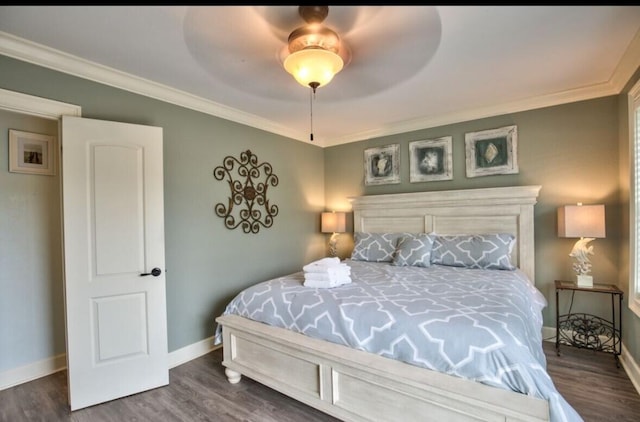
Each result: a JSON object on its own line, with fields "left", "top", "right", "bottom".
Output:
{"left": 214, "top": 260, "right": 582, "bottom": 422}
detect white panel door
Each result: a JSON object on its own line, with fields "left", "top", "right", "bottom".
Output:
{"left": 61, "top": 115, "right": 168, "bottom": 410}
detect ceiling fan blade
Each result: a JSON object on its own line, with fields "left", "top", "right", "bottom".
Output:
{"left": 182, "top": 6, "right": 441, "bottom": 102}
{"left": 183, "top": 6, "right": 300, "bottom": 100}
{"left": 322, "top": 6, "right": 442, "bottom": 100}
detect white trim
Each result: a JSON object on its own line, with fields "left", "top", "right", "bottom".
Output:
{"left": 1, "top": 29, "right": 637, "bottom": 147}
{"left": 0, "top": 88, "right": 77, "bottom": 393}
{"left": 0, "top": 87, "right": 81, "bottom": 119}
{"left": 620, "top": 343, "right": 640, "bottom": 396}
{"left": 0, "top": 337, "right": 220, "bottom": 391}
{"left": 0, "top": 31, "right": 308, "bottom": 144}
{"left": 610, "top": 28, "right": 640, "bottom": 95}
{"left": 168, "top": 336, "right": 219, "bottom": 369}
{"left": 629, "top": 78, "right": 640, "bottom": 318}
{"left": 0, "top": 354, "right": 67, "bottom": 391}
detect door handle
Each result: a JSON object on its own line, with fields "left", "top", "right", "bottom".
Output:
{"left": 140, "top": 267, "right": 162, "bottom": 277}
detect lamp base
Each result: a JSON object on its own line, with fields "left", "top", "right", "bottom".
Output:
{"left": 328, "top": 233, "right": 340, "bottom": 257}
{"left": 576, "top": 274, "right": 593, "bottom": 287}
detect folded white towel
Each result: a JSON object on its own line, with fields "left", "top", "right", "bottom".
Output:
{"left": 303, "top": 275, "right": 351, "bottom": 288}
{"left": 303, "top": 278, "right": 342, "bottom": 289}
{"left": 305, "top": 265, "right": 349, "bottom": 276}
{"left": 304, "top": 264, "right": 352, "bottom": 288}
{"left": 314, "top": 257, "right": 341, "bottom": 266}
{"left": 303, "top": 259, "right": 349, "bottom": 274}
{"left": 304, "top": 271, "right": 351, "bottom": 284}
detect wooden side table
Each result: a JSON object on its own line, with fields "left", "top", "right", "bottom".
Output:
{"left": 555, "top": 280, "right": 623, "bottom": 366}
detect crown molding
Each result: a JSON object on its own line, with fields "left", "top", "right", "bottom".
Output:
{"left": 327, "top": 29, "right": 640, "bottom": 147}
{"left": 610, "top": 27, "right": 640, "bottom": 93}
{"left": 325, "top": 80, "right": 619, "bottom": 147}
{"left": 1, "top": 29, "right": 637, "bottom": 148}
{"left": 0, "top": 31, "right": 311, "bottom": 144}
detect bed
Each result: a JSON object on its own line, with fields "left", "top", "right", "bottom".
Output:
{"left": 215, "top": 185, "right": 581, "bottom": 422}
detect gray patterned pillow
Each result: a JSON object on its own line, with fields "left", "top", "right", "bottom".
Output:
{"left": 392, "top": 234, "right": 436, "bottom": 267}
{"left": 431, "top": 233, "right": 516, "bottom": 270}
{"left": 351, "top": 232, "right": 413, "bottom": 262}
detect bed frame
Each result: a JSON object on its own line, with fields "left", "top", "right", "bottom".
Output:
{"left": 217, "top": 185, "right": 547, "bottom": 422}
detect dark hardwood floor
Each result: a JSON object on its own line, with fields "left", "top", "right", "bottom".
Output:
{"left": 1, "top": 342, "right": 639, "bottom": 421}
{"left": 546, "top": 341, "right": 640, "bottom": 421}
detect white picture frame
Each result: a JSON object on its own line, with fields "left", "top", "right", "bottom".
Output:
{"left": 8, "top": 129, "right": 57, "bottom": 176}
{"left": 364, "top": 144, "right": 400, "bottom": 186}
{"left": 465, "top": 125, "right": 518, "bottom": 178}
{"left": 409, "top": 136, "right": 453, "bottom": 182}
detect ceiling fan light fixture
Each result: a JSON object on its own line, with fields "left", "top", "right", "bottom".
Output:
{"left": 282, "top": 6, "right": 347, "bottom": 90}
{"left": 283, "top": 47, "right": 344, "bottom": 88}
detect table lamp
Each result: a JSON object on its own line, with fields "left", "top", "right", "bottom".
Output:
{"left": 557, "top": 203, "right": 606, "bottom": 287}
{"left": 321, "top": 211, "right": 346, "bottom": 257}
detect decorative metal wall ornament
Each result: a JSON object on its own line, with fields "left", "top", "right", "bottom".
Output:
{"left": 213, "top": 150, "right": 279, "bottom": 233}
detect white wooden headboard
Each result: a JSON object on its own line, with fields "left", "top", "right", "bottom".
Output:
{"left": 349, "top": 185, "right": 541, "bottom": 282}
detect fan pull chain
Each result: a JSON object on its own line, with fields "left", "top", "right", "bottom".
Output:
{"left": 308, "top": 82, "right": 320, "bottom": 142}
{"left": 309, "top": 86, "right": 314, "bottom": 141}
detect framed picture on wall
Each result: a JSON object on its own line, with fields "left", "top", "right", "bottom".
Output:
{"left": 8, "top": 129, "right": 57, "bottom": 176}
{"left": 465, "top": 125, "right": 518, "bottom": 178}
{"left": 409, "top": 136, "right": 453, "bottom": 182}
{"left": 364, "top": 143, "right": 400, "bottom": 186}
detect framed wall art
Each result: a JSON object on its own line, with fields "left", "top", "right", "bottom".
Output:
{"left": 465, "top": 125, "right": 518, "bottom": 178}
{"left": 364, "top": 144, "right": 400, "bottom": 186}
{"left": 8, "top": 129, "right": 57, "bottom": 176}
{"left": 409, "top": 136, "right": 453, "bottom": 182}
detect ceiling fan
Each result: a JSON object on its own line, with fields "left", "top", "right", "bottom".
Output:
{"left": 280, "top": 6, "right": 351, "bottom": 92}
{"left": 182, "top": 6, "right": 441, "bottom": 101}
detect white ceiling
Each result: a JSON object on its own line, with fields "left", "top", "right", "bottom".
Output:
{"left": 1, "top": 5, "right": 639, "bottom": 147}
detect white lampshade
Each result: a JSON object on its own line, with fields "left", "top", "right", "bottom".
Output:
{"left": 284, "top": 48, "right": 344, "bottom": 89}
{"left": 558, "top": 203, "right": 606, "bottom": 287}
{"left": 321, "top": 211, "right": 346, "bottom": 233}
{"left": 557, "top": 204, "right": 606, "bottom": 238}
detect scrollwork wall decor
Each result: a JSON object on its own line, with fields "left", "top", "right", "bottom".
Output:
{"left": 213, "top": 149, "right": 279, "bottom": 233}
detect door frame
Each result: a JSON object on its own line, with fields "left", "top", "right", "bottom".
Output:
{"left": 0, "top": 88, "right": 82, "bottom": 120}
{"left": 0, "top": 89, "right": 81, "bottom": 390}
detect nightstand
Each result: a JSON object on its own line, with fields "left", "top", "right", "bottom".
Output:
{"left": 555, "top": 280, "right": 623, "bottom": 366}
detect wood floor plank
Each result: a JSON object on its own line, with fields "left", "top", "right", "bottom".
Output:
{"left": 1, "top": 342, "right": 638, "bottom": 421}
{"left": 544, "top": 341, "right": 640, "bottom": 421}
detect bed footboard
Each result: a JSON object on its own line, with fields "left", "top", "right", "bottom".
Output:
{"left": 217, "top": 314, "right": 549, "bottom": 422}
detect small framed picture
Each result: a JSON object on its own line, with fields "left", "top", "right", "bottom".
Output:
{"left": 9, "top": 129, "right": 57, "bottom": 176}
{"left": 409, "top": 136, "right": 453, "bottom": 182}
{"left": 364, "top": 144, "right": 400, "bottom": 186}
{"left": 465, "top": 125, "right": 518, "bottom": 178}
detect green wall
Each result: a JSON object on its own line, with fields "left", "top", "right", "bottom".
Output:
{"left": 0, "top": 110, "right": 62, "bottom": 372}
{"left": 0, "top": 55, "right": 326, "bottom": 358}
{"left": 3, "top": 50, "right": 640, "bottom": 378}
{"left": 325, "top": 98, "right": 622, "bottom": 332}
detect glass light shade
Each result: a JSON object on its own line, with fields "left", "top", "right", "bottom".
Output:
{"left": 321, "top": 212, "right": 346, "bottom": 233}
{"left": 283, "top": 48, "right": 344, "bottom": 88}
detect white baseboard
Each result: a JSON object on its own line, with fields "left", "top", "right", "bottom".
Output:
{"left": 0, "top": 336, "right": 221, "bottom": 391}
{"left": 0, "top": 353, "right": 67, "bottom": 391}
{"left": 620, "top": 343, "right": 640, "bottom": 395}
{"left": 168, "top": 336, "right": 219, "bottom": 369}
